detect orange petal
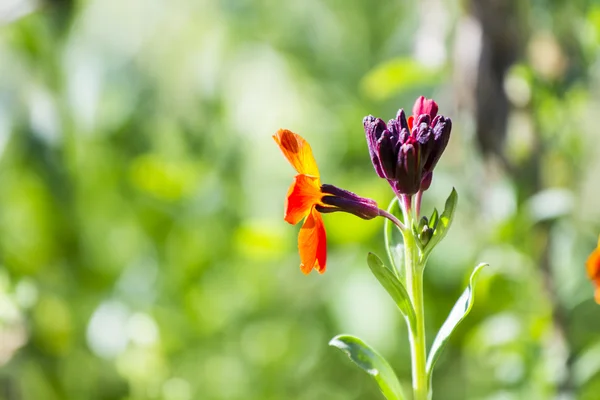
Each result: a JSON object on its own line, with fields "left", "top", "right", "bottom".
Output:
{"left": 586, "top": 248, "right": 600, "bottom": 281}
{"left": 298, "top": 207, "right": 327, "bottom": 274}
{"left": 273, "top": 129, "right": 320, "bottom": 177}
{"left": 284, "top": 174, "right": 322, "bottom": 225}
{"left": 586, "top": 245, "right": 600, "bottom": 304}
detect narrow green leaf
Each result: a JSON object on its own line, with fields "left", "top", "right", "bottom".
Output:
{"left": 429, "top": 208, "right": 439, "bottom": 230}
{"left": 389, "top": 243, "right": 405, "bottom": 278}
{"left": 367, "top": 253, "right": 416, "bottom": 329}
{"left": 426, "top": 263, "right": 488, "bottom": 387}
{"left": 423, "top": 188, "right": 457, "bottom": 258}
{"left": 384, "top": 197, "right": 404, "bottom": 278}
{"left": 330, "top": 334, "right": 406, "bottom": 400}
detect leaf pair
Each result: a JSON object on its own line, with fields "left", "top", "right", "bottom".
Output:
{"left": 328, "top": 253, "right": 416, "bottom": 400}
{"left": 330, "top": 259, "right": 487, "bottom": 400}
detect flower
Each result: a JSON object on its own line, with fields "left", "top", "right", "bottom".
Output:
{"left": 586, "top": 236, "right": 600, "bottom": 304}
{"left": 363, "top": 96, "right": 452, "bottom": 196}
{"left": 274, "top": 129, "right": 380, "bottom": 274}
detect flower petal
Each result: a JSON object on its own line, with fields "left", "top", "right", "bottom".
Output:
{"left": 284, "top": 174, "right": 322, "bottom": 225}
{"left": 394, "top": 142, "right": 422, "bottom": 195}
{"left": 586, "top": 247, "right": 600, "bottom": 280}
{"left": 363, "top": 116, "right": 387, "bottom": 178}
{"left": 377, "top": 130, "right": 398, "bottom": 180}
{"left": 412, "top": 96, "right": 438, "bottom": 119}
{"left": 298, "top": 207, "right": 327, "bottom": 274}
{"left": 422, "top": 116, "right": 452, "bottom": 174}
{"left": 273, "top": 129, "right": 320, "bottom": 177}
{"left": 586, "top": 245, "right": 600, "bottom": 304}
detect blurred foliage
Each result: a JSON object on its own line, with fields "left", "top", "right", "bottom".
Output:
{"left": 0, "top": 0, "right": 600, "bottom": 399}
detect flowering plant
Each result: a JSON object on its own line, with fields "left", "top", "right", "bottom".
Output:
{"left": 274, "top": 96, "right": 487, "bottom": 400}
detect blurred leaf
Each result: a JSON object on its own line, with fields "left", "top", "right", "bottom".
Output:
{"left": 367, "top": 253, "right": 415, "bottom": 329}
{"left": 361, "top": 58, "right": 442, "bottom": 101}
{"left": 33, "top": 295, "right": 73, "bottom": 355}
{"left": 128, "top": 154, "right": 201, "bottom": 201}
{"left": 426, "top": 263, "right": 488, "bottom": 387}
{"left": 234, "top": 220, "right": 287, "bottom": 260}
{"left": 423, "top": 188, "right": 457, "bottom": 260}
{"left": 588, "top": 6, "right": 600, "bottom": 44}
{"left": 573, "top": 340, "right": 600, "bottom": 386}
{"left": 526, "top": 188, "right": 574, "bottom": 223}
{"left": 329, "top": 334, "right": 405, "bottom": 400}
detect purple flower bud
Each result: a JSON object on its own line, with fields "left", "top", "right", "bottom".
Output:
{"left": 422, "top": 115, "right": 452, "bottom": 175}
{"left": 420, "top": 171, "right": 433, "bottom": 191}
{"left": 363, "top": 97, "right": 452, "bottom": 196}
{"left": 395, "top": 142, "right": 421, "bottom": 195}
{"left": 316, "top": 184, "right": 380, "bottom": 220}
{"left": 363, "top": 116, "right": 388, "bottom": 178}
{"left": 378, "top": 129, "right": 400, "bottom": 180}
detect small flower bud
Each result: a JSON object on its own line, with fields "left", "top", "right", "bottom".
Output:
{"left": 317, "top": 184, "right": 380, "bottom": 220}
{"left": 419, "top": 225, "right": 434, "bottom": 246}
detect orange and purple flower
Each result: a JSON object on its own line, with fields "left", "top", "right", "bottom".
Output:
{"left": 274, "top": 129, "right": 380, "bottom": 274}
{"left": 586, "top": 236, "right": 600, "bottom": 304}
{"left": 363, "top": 96, "right": 452, "bottom": 197}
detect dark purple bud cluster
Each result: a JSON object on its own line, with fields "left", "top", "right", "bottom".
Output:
{"left": 363, "top": 96, "right": 452, "bottom": 196}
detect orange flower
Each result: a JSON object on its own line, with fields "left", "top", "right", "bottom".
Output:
{"left": 586, "top": 236, "right": 600, "bottom": 304}
{"left": 274, "top": 129, "right": 380, "bottom": 274}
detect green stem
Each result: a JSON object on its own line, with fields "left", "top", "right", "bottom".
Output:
{"left": 403, "top": 212, "right": 429, "bottom": 400}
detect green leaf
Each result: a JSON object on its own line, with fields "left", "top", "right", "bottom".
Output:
{"left": 389, "top": 243, "right": 405, "bottom": 278}
{"left": 329, "top": 334, "right": 406, "bottom": 400}
{"left": 423, "top": 188, "right": 457, "bottom": 258}
{"left": 384, "top": 197, "right": 404, "bottom": 278}
{"left": 429, "top": 208, "right": 439, "bottom": 230}
{"left": 367, "top": 253, "right": 416, "bottom": 329}
{"left": 426, "top": 263, "right": 488, "bottom": 387}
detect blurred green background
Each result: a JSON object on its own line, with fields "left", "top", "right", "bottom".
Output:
{"left": 1, "top": 0, "right": 600, "bottom": 399}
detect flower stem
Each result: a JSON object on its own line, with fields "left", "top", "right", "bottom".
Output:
{"left": 381, "top": 196, "right": 430, "bottom": 399}
{"left": 415, "top": 190, "right": 423, "bottom": 218}
{"left": 378, "top": 208, "right": 406, "bottom": 231}
{"left": 403, "top": 213, "right": 429, "bottom": 400}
